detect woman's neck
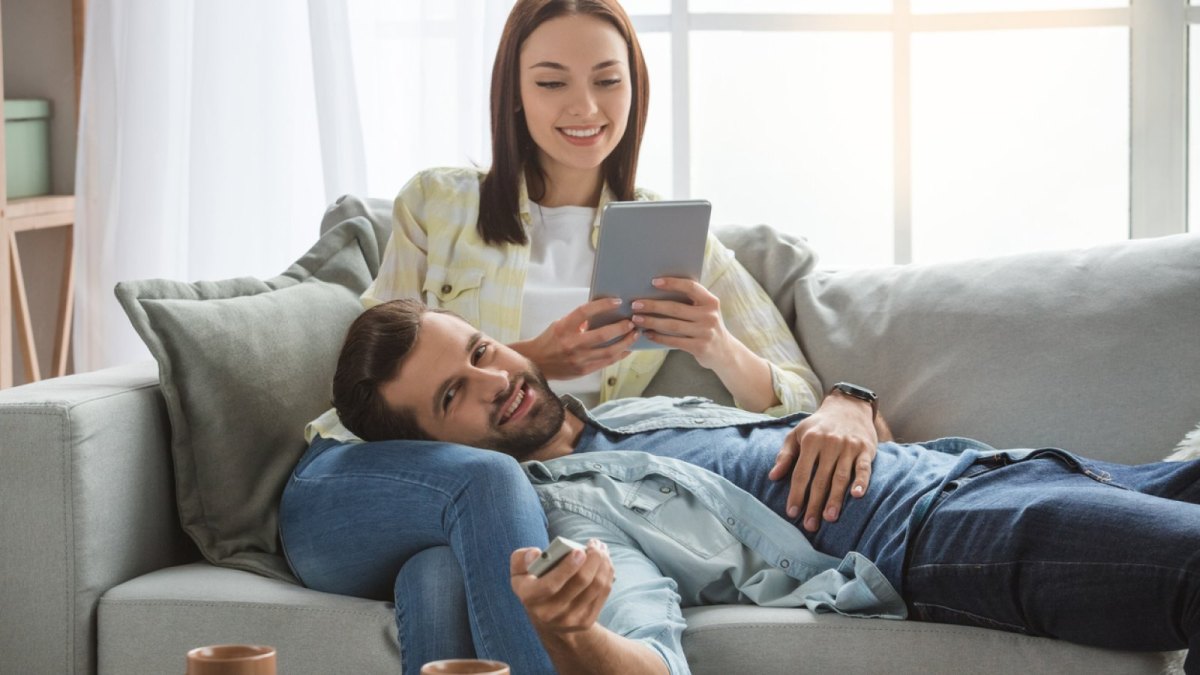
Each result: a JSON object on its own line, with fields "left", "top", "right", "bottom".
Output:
{"left": 530, "top": 162, "right": 604, "bottom": 208}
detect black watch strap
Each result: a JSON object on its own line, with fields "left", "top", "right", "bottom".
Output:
{"left": 830, "top": 382, "right": 878, "bottom": 419}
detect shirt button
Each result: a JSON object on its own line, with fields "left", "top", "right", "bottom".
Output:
{"left": 606, "top": 377, "right": 617, "bottom": 387}
{"left": 591, "top": 463, "right": 602, "bottom": 470}
{"left": 780, "top": 559, "right": 791, "bottom": 569}
{"left": 440, "top": 284, "right": 452, "bottom": 294}
{"left": 726, "top": 517, "right": 736, "bottom": 526}
{"left": 659, "top": 486, "right": 672, "bottom": 494}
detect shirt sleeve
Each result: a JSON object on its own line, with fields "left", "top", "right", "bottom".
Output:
{"left": 545, "top": 510, "right": 692, "bottom": 675}
{"left": 361, "top": 171, "right": 432, "bottom": 308}
{"left": 701, "top": 235, "right": 822, "bottom": 416}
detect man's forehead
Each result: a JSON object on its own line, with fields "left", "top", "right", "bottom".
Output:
{"left": 387, "top": 312, "right": 475, "bottom": 409}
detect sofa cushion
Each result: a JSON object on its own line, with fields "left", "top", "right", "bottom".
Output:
{"left": 114, "top": 214, "right": 382, "bottom": 581}
{"left": 96, "top": 563, "right": 1182, "bottom": 675}
{"left": 787, "top": 233, "right": 1200, "bottom": 463}
{"left": 99, "top": 563, "right": 399, "bottom": 675}
{"left": 680, "top": 606, "right": 1182, "bottom": 675}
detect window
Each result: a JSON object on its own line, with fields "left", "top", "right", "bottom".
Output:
{"left": 349, "top": 1, "right": 1191, "bottom": 268}
{"left": 629, "top": 1, "right": 1189, "bottom": 268}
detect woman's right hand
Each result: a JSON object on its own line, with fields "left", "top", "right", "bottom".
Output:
{"left": 510, "top": 298, "right": 638, "bottom": 379}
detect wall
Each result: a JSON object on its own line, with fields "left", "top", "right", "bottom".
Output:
{"left": 3, "top": 0, "right": 77, "bottom": 385}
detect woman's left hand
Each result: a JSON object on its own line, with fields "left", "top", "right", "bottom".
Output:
{"left": 631, "top": 277, "right": 732, "bottom": 369}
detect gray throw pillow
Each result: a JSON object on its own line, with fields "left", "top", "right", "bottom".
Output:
{"left": 115, "top": 216, "right": 381, "bottom": 581}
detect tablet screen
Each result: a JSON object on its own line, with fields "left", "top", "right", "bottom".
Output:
{"left": 587, "top": 200, "right": 711, "bottom": 350}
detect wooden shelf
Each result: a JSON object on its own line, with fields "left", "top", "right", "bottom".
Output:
{"left": 1, "top": 0, "right": 86, "bottom": 389}
{"left": 1, "top": 199, "right": 76, "bottom": 388}
{"left": 5, "top": 194, "right": 75, "bottom": 230}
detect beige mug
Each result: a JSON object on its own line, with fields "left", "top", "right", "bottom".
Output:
{"left": 185, "top": 644, "right": 277, "bottom": 675}
{"left": 420, "top": 659, "right": 511, "bottom": 675}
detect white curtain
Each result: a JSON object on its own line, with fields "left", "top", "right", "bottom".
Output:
{"left": 74, "top": 0, "right": 511, "bottom": 372}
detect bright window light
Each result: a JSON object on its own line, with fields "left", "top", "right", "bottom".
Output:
{"left": 911, "top": 27, "right": 1129, "bottom": 263}
{"left": 689, "top": 1, "right": 890, "bottom": 13}
{"left": 637, "top": 32, "right": 674, "bottom": 199}
{"left": 689, "top": 31, "right": 894, "bottom": 269}
{"left": 913, "top": 0, "right": 1128, "bottom": 13}
{"left": 622, "top": 0, "right": 671, "bottom": 14}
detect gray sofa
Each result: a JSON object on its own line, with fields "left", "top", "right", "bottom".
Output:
{"left": 2, "top": 196, "right": 1196, "bottom": 674}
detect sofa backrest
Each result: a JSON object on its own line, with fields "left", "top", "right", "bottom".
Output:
{"left": 701, "top": 227, "right": 1200, "bottom": 464}
{"left": 344, "top": 197, "right": 1200, "bottom": 464}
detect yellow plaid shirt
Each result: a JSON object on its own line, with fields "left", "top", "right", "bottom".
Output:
{"left": 308, "top": 167, "right": 820, "bottom": 442}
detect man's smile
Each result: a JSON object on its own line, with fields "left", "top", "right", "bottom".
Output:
{"left": 497, "top": 378, "right": 536, "bottom": 426}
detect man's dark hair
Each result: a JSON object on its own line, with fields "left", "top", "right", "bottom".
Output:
{"left": 332, "top": 298, "right": 452, "bottom": 442}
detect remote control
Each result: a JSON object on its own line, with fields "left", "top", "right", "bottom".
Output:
{"left": 526, "top": 536, "right": 586, "bottom": 577}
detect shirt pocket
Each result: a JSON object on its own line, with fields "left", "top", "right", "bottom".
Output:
{"left": 423, "top": 267, "right": 485, "bottom": 324}
{"left": 623, "top": 475, "right": 738, "bottom": 560}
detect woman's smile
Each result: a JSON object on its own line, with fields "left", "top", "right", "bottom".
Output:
{"left": 558, "top": 125, "right": 608, "bottom": 146}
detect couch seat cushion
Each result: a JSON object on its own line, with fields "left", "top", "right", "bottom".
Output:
{"left": 681, "top": 605, "right": 1183, "bottom": 675}
{"left": 98, "top": 563, "right": 399, "bottom": 675}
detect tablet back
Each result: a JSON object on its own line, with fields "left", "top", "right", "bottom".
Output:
{"left": 588, "top": 200, "right": 711, "bottom": 350}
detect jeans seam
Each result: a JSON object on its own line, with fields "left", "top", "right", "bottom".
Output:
{"left": 394, "top": 586, "right": 410, "bottom": 672}
{"left": 910, "top": 600, "right": 1030, "bottom": 634}
{"left": 909, "top": 560, "right": 1200, "bottom": 581}
{"left": 445, "top": 480, "right": 540, "bottom": 666}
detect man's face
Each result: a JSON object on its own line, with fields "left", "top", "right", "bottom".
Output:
{"left": 381, "top": 312, "right": 565, "bottom": 459}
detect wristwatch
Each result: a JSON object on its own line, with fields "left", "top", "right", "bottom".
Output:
{"left": 830, "top": 382, "right": 878, "bottom": 419}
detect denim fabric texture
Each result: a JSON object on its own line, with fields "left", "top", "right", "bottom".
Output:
{"left": 905, "top": 451, "right": 1200, "bottom": 671}
{"left": 279, "top": 436, "right": 555, "bottom": 675}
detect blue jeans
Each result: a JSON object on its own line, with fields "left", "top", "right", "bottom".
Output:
{"left": 904, "top": 451, "right": 1200, "bottom": 672}
{"left": 279, "top": 437, "right": 553, "bottom": 675}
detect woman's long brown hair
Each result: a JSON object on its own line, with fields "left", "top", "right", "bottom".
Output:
{"left": 478, "top": 0, "right": 650, "bottom": 246}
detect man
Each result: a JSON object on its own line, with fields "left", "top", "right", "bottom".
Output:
{"left": 292, "top": 299, "right": 1199, "bottom": 675}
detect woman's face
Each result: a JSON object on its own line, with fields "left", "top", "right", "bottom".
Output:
{"left": 518, "top": 14, "right": 632, "bottom": 181}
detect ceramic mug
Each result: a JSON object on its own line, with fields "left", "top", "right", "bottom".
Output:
{"left": 420, "top": 659, "right": 511, "bottom": 674}
{"left": 185, "top": 644, "right": 277, "bottom": 675}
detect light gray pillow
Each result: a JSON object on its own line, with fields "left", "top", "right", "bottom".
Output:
{"left": 320, "top": 193, "right": 393, "bottom": 242}
{"left": 643, "top": 224, "right": 820, "bottom": 404}
{"left": 790, "top": 233, "right": 1200, "bottom": 463}
{"left": 115, "top": 216, "right": 381, "bottom": 581}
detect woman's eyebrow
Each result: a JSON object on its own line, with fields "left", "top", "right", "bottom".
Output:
{"left": 529, "top": 59, "right": 624, "bottom": 71}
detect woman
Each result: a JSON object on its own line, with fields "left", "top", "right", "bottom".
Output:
{"left": 359, "top": 0, "right": 820, "bottom": 416}
{"left": 284, "top": 1, "right": 880, "bottom": 673}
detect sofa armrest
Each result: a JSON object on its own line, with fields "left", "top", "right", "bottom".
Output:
{"left": 0, "top": 362, "right": 197, "bottom": 674}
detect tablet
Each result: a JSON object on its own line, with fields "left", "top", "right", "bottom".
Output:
{"left": 587, "top": 199, "right": 711, "bottom": 350}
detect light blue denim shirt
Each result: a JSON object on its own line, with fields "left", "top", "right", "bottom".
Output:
{"left": 521, "top": 396, "right": 909, "bottom": 675}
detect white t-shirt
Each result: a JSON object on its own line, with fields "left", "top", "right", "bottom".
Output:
{"left": 520, "top": 203, "right": 602, "bottom": 407}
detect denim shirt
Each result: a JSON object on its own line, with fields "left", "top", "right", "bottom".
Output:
{"left": 521, "top": 396, "right": 909, "bottom": 675}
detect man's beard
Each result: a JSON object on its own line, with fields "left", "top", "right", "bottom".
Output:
{"left": 484, "top": 367, "right": 565, "bottom": 460}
